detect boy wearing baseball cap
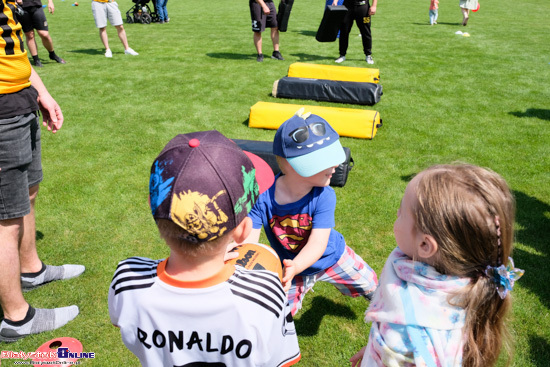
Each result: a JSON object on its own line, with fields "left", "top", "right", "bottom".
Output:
{"left": 244, "top": 109, "right": 378, "bottom": 316}
{"left": 108, "top": 130, "right": 300, "bottom": 366}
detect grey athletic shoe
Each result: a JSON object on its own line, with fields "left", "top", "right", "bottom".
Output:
{"left": 335, "top": 55, "right": 346, "bottom": 63}
{"left": 0, "top": 306, "right": 79, "bottom": 343}
{"left": 21, "top": 263, "right": 85, "bottom": 291}
{"left": 257, "top": 53, "right": 264, "bottom": 62}
{"left": 366, "top": 55, "right": 374, "bottom": 64}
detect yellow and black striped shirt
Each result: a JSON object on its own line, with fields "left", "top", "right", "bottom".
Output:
{"left": 0, "top": 0, "right": 32, "bottom": 94}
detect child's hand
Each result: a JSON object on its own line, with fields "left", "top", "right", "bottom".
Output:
{"left": 224, "top": 242, "right": 240, "bottom": 262}
{"left": 350, "top": 346, "right": 367, "bottom": 367}
{"left": 282, "top": 259, "right": 297, "bottom": 292}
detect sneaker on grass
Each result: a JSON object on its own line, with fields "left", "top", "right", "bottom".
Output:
{"left": 0, "top": 305, "right": 79, "bottom": 343}
{"left": 335, "top": 55, "right": 346, "bottom": 63}
{"left": 257, "top": 53, "right": 264, "bottom": 62}
{"left": 366, "top": 55, "right": 374, "bottom": 64}
{"left": 271, "top": 50, "right": 284, "bottom": 60}
{"left": 125, "top": 48, "right": 139, "bottom": 56}
{"left": 21, "top": 262, "right": 85, "bottom": 291}
{"left": 50, "top": 55, "right": 66, "bottom": 64}
{"left": 105, "top": 49, "right": 112, "bottom": 58}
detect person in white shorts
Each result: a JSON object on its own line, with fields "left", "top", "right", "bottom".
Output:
{"left": 91, "top": 0, "right": 138, "bottom": 57}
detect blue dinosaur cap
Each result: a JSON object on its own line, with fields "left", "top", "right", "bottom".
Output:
{"left": 149, "top": 130, "right": 274, "bottom": 243}
{"left": 273, "top": 110, "right": 346, "bottom": 177}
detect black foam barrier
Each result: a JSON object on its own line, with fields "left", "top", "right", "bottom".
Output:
{"left": 277, "top": 0, "right": 294, "bottom": 32}
{"left": 232, "top": 139, "right": 354, "bottom": 188}
{"left": 316, "top": 5, "right": 348, "bottom": 42}
{"left": 273, "top": 77, "right": 383, "bottom": 106}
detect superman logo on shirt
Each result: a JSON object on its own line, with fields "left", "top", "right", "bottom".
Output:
{"left": 270, "top": 214, "right": 312, "bottom": 253}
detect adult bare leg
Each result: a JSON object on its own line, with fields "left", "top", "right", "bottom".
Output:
{"left": 0, "top": 218, "right": 28, "bottom": 323}
{"left": 270, "top": 27, "right": 280, "bottom": 52}
{"left": 99, "top": 27, "right": 110, "bottom": 50}
{"left": 36, "top": 30, "right": 54, "bottom": 53}
{"left": 18, "top": 185, "right": 85, "bottom": 291}
{"left": 254, "top": 31, "right": 262, "bottom": 55}
{"left": 24, "top": 30, "right": 39, "bottom": 57}
{"left": 115, "top": 25, "right": 130, "bottom": 49}
{"left": 19, "top": 185, "right": 42, "bottom": 274}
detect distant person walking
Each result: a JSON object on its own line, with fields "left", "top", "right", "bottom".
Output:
{"left": 91, "top": 0, "right": 139, "bottom": 57}
{"left": 17, "top": 0, "right": 66, "bottom": 67}
{"left": 459, "top": 0, "right": 477, "bottom": 26}
{"left": 429, "top": 0, "right": 439, "bottom": 25}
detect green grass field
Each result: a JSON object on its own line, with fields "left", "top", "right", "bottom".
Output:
{"left": 2, "top": 0, "right": 549, "bottom": 365}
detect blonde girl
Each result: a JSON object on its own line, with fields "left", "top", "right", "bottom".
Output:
{"left": 351, "top": 164, "right": 524, "bottom": 367}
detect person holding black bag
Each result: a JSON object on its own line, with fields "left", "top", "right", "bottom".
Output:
{"left": 333, "top": 0, "right": 378, "bottom": 65}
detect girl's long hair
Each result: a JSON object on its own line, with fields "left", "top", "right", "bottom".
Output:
{"left": 413, "top": 164, "right": 515, "bottom": 367}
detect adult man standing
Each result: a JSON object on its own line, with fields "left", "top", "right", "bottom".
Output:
{"left": 249, "top": 0, "right": 283, "bottom": 62}
{"left": 333, "top": 0, "right": 378, "bottom": 64}
{"left": 91, "top": 0, "right": 138, "bottom": 57}
{"left": 0, "top": 0, "right": 84, "bottom": 342}
{"left": 17, "top": 0, "right": 66, "bottom": 67}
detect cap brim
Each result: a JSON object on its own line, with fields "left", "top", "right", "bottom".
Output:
{"left": 243, "top": 151, "right": 275, "bottom": 194}
{"left": 287, "top": 140, "right": 346, "bottom": 177}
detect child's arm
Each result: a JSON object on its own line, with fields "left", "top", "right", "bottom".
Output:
{"left": 350, "top": 346, "right": 367, "bottom": 367}
{"left": 240, "top": 227, "right": 262, "bottom": 244}
{"left": 224, "top": 227, "right": 262, "bottom": 261}
{"left": 282, "top": 228, "right": 330, "bottom": 291}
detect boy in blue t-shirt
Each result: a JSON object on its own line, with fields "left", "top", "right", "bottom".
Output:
{"left": 244, "top": 109, "right": 378, "bottom": 315}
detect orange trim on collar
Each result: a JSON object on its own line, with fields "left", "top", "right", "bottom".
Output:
{"left": 157, "top": 259, "right": 236, "bottom": 289}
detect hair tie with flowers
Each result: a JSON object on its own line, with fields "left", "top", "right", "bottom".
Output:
{"left": 485, "top": 257, "right": 524, "bottom": 299}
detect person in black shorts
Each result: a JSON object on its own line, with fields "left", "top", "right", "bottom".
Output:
{"left": 333, "top": 0, "right": 378, "bottom": 65}
{"left": 249, "top": 0, "right": 283, "bottom": 62}
{"left": 17, "top": 0, "right": 66, "bottom": 67}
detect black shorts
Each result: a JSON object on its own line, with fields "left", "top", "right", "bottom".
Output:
{"left": 19, "top": 5, "right": 49, "bottom": 33}
{"left": 249, "top": 1, "right": 278, "bottom": 32}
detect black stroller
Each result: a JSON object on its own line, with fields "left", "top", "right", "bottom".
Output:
{"left": 125, "top": 0, "right": 159, "bottom": 24}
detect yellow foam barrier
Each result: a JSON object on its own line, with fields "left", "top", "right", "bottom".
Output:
{"left": 287, "top": 62, "right": 380, "bottom": 84}
{"left": 249, "top": 102, "right": 381, "bottom": 139}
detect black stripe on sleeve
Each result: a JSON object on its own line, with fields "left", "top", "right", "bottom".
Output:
{"left": 114, "top": 282, "right": 156, "bottom": 295}
{"left": 232, "top": 277, "right": 285, "bottom": 309}
{"left": 230, "top": 289, "right": 280, "bottom": 318}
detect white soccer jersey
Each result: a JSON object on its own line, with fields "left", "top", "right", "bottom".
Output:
{"left": 109, "top": 257, "right": 301, "bottom": 367}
